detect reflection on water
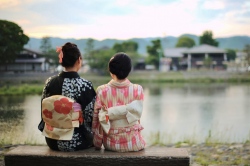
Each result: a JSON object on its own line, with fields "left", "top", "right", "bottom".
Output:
{"left": 1, "top": 83, "right": 250, "bottom": 145}
{"left": 141, "top": 83, "right": 250, "bottom": 144}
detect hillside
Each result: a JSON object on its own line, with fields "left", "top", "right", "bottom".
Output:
{"left": 25, "top": 34, "right": 250, "bottom": 55}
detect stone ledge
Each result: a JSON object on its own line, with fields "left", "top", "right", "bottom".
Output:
{"left": 4, "top": 145, "right": 190, "bottom": 166}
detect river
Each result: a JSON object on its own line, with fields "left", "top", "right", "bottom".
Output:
{"left": 0, "top": 83, "right": 250, "bottom": 145}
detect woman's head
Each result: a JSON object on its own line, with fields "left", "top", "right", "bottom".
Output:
{"left": 59, "top": 42, "right": 81, "bottom": 68}
{"left": 109, "top": 52, "right": 132, "bottom": 80}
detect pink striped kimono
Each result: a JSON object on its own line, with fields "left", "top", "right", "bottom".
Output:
{"left": 92, "top": 79, "right": 146, "bottom": 152}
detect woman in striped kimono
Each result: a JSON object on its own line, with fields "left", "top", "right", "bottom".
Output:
{"left": 92, "top": 52, "right": 146, "bottom": 152}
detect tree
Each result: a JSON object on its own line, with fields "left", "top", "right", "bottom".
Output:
{"left": 47, "top": 48, "right": 58, "bottom": 65}
{"left": 146, "top": 39, "right": 162, "bottom": 69}
{"left": 203, "top": 57, "right": 212, "bottom": 69}
{"left": 84, "top": 38, "right": 95, "bottom": 58}
{"left": 199, "top": 30, "right": 219, "bottom": 46}
{"left": 112, "top": 41, "right": 140, "bottom": 68}
{"left": 112, "top": 41, "right": 138, "bottom": 53}
{"left": 84, "top": 38, "right": 96, "bottom": 71}
{"left": 0, "top": 20, "right": 29, "bottom": 64}
{"left": 226, "top": 49, "right": 236, "bottom": 61}
{"left": 244, "top": 44, "right": 250, "bottom": 66}
{"left": 176, "top": 36, "right": 195, "bottom": 48}
{"left": 40, "top": 36, "right": 52, "bottom": 54}
{"left": 85, "top": 40, "right": 142, "bottom": 74}
{"left": 39, "top": 36, "right": 58, "bottom": 65}
{"left": 88, "top": 48, "right": 115, "bottom": 75}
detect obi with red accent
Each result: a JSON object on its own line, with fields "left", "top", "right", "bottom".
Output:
{"left": 41, "top": 95, "right": 83, "bottom": 140}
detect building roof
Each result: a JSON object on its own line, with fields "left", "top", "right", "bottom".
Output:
{"left": 15, "top": 57, "right": 46, "bottom": 63}
{"left": 236, "top": 51, "right": 247, "bottom": 57}
{"left": 164, "top": 47, "right": 188, "bottom": 58}
{"left": 23, "top": 48, "right": 43, "bottom": 56}
{"left": 183, "top": 44, "right": 226, "bottom": 54}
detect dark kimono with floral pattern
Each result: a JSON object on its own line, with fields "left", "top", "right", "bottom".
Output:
{"left": 38, "top": 71, "right": 96, "bottom": 151}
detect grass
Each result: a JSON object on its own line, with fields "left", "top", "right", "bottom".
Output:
{"left": 1, "top": 71, "right": 250, "bottom": 95}
{"left": 146, "top": 131, "right": 250, "bottom": 165}
{"left": 1, "top": 70, "right": 250, "bottom": 165}
{"left": 0, "top": 84, "right": 43, "bottom": 95}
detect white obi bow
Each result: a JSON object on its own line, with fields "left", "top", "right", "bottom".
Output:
{"left": 98, "top": 100, "right": 143, "bottom": 134}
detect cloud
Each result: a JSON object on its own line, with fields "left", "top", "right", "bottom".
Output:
{"left": 0, "top": 0, "right": 20, "bottom": 9}
{"left": 0, "top": 0, "right": 250, "bottom": 39}
{"left": 202, "top": 1, "right": 225, "bottom": 10}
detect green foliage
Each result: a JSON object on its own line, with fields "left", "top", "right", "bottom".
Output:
{"left": 199, "top": 30, "right": 219, "bottom": 46}
{"left": 0, "top": 84, "right": 43, "bottom": 95}
{"left": 146, "top": 39, "right": 163, "bottom": 69}
{"left": 40, "top": 36, "right": 52, "bottom": 54}
{"left": 84, "top": 38, "right": 95, "bottom": 58}
{"left": 112, "top": 41, "right": 138, "bottom": 52}
{"left": 84, "top": 38, "right": 108, "bottom": 74}
{"left": 85, "top": 40, "right": 141, "bottom": 74}
{"left": 88, "top": 49, "right": 115, "bottom": 75}
{"left": 47, "top": 48, "right": 58, "bottom": 65}
{"left": 0, "top": 20, "right": 29, "bottom": 64}
{"left": 176, "top": 36, "right": 195, "bottom": 48}
{"left": 112, "top": 41, "right": 141, "bottom": 67}
{"left": 203, "top": 57, "right": 212, "bottom": 68}
{"left": 244, "top": 44, "right": 250, "bottom": 66}
{"left": 40, "top": 36, "right": 58, "bottom": 65}
{"left": 226, "top": 49, "right": 236, "bottom": 61}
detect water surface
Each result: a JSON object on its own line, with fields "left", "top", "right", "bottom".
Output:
{"left": 1, "top": 83, "right": 250, "bottom": 145}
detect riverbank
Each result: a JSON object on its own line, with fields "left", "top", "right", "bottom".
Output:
{"left": 1, "top": 70, "right": 250, "bottom": 95}
{"left": 1, "top": 142, "right": 250, "bottom": 166}
{"left": 1, "top": 70, "right": 250, "bottom": 85}
{"left": 1, "top": 70, "right": 250, "bottom": 165}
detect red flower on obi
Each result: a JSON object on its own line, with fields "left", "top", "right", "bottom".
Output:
{"left": 43, "top": 109, "right": 52, "bottom": 119}
{"left": 54, "top": 97, "right": 73, "bottom": 114}
{"left": 79, "top": 112, "right": 84, "bottom": 124}
{"left": 46, "top": 124, "right": 54, "bottom": 131}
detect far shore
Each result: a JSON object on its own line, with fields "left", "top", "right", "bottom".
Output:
{"left": 1, "top": 70, "right": 250, "bottom": 85}
{"left": 1, "top": 70, "right": 250, "bottom": 96}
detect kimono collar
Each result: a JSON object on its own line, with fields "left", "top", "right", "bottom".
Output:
{"left": 108, "top": 79, "right": 131, "bottom": 88}
{"left": 58, "top": 71, "right": 80, "bottom": 78}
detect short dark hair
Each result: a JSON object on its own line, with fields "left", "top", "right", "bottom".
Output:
{"left": 61, "top": 42, "right": 81, "bottom": 68}
{"left": 109, "top": 52, "right": 132, "bottom": 80}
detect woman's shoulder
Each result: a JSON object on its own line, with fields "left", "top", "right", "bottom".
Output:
{"left": 96, "top": 84, "right": 109, "bottom": 92}
{"left": 45, "top": 75, "right": 58, "bottom": 84}
{"left": 78, "top": 77, "right": 93, "bottom": 84}
{"left": 75, "top": 77, "right": 93, "bottom": 87}
{"left": 130, "top": 83, "right": 143, "bottom": 90}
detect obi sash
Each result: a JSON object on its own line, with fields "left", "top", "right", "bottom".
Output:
{"left": 41, "top": 95, "right": 83, "bottom": 140}
{"left": 98, "top": 100, "right": 143, "bottom": 134}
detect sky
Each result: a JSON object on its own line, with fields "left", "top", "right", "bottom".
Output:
{"left": 1, "top": 0, "right": 250, "bottom": 40}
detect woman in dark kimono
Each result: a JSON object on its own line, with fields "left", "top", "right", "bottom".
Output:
{"left": 38, "top": 42, "right": 96, "bottom": 151}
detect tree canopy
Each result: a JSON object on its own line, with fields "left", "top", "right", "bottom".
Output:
{"left": 0, "top": 20, "right": 29, "bottom": 64}
{"left": 146, "top": 39, "right": 163, "bottom": 69}
{"left": 88, "top": 48, "right": 115, "bottom": 75}
{"left": 40, "top": 36, "right": 52, "bottom": 54}
{"left": 176, "top": 36, "right": 195, "bottom": 48}
{"left": 40, "top": 36, "right": 58, "bottom": 65}
{"left": 112, "top": 41, "right": 138, "bottom": 53}
{"left": 84, "top": 39, "right": 141, "bottom": 75}
{"left": 244, "top": 44, "right": 250, "bottom": 66}
{"left": 226, "top": 49, "right": 236, "bottom": 61}
{"left": 199, "top": 30, "right": 219, "bottom": 46}
{"left": 84, "top": 38, "right": 95, "bottom": 58}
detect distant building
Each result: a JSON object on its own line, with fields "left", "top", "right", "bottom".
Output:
{"left": 163, "top": 44, "right": 227, "bottom": 70}
{"left": 235, "top": 51, "right": 249, "bottom": 71}
{"left": 0, "top": 48, "right": 49, "bottom": 72}
{"left": 163, "top": 47, "right": 188, "bottom": 71}
{"left": 134, "top": 58, "right": 146, "bottom": 70}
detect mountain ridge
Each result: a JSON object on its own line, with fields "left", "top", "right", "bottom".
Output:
{"left": 25, "top": 34, "right": 250, "bottom": 55}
